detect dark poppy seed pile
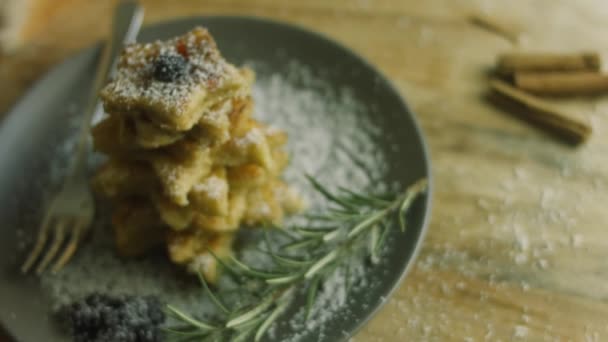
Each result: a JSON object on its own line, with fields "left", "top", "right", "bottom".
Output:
{"left": 61, "top": 293, "right": 165, "bottom": 342}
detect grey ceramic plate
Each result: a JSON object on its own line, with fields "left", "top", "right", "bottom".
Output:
{"left": 0, "top": 16, "right": 431, "bottom": 342}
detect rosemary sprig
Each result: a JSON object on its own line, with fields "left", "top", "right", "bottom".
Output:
{"left": 164, "top": 177, "right": 428, "bottom": 341}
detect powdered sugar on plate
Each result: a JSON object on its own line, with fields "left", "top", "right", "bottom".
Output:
{"left": 39, "top": 60, "right": 392, "bottom": 340}
{"left": 252, "top": 60, "right": 389, "bottom": 206}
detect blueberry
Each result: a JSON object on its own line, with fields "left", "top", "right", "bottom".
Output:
{"left": 153, "top": 54, "right": 188, "bottom": 82}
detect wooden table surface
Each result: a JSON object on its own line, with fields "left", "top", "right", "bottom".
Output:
{"left": 2, "top": 0, "right": 608, "bottom": 341}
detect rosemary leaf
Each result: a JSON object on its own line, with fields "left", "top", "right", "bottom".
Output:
{"left": 230, "top": 328, "right": 255, "bottom": 342}
{"left": 398, "top": 178, "right": 428, "bottom": 232}
{"left": 338, "top": 187, "right": 393, "bottom": 207}
{"left": 161, "top": 326, "right": 208, "bottom": 337}
{"left": 261, "top": 232, "right": 298, "bottom": 270}
{"left": 255, "top": 245, "right": 313, "bottom": 270}
{"left": 327, "top": 207, "right": 359, "bottom": 216}
{"left": 305, "top": 213, "right": 360, "bottom": 222}
{"left": 348, "top": 210, "right": 387, "bottom": 238}
{"left": 207, "top": 249, "right": 244, "bottom": 282}
{"left": 369, "top": 224, "right": 380, "bottom": 265}
{"left": 265, "top": 273, "right": 301, "bottom": 285}
{"left": 229, "top": 256, "right": 283, "bottom": 279}
{"left": 233, "top": 315, "right": 265, "bottom": 332}
{"left": 196, "top": 271, "right": 230, "bottom": 315}
{"left": 230, "top": 316, "right": 266, "bottom": 342}
{"left": 374, "top": 221, "right": 391, "bottom": 256}
{"left": 282, "top": 237, "right": 320, "bottom": 251}
{"left": 322, "top": 228, "right": 342, "bottom": 242}
{"left": 271, "top": 225, "right": 299, "bottom": 241}
{"left": 305, "top": 275, "right": 321, "bottom": 320}
{"left": 266, "top": 251, "right": 313, "bottom": 268}
{"left": 305, "top": 249, "right": 339, "bottom": 279}
{"left": 226, "top": 295, "right": 274, "bottom": 328}
{"left": 229, "top": 255, "right": 253, "bottom": 271}
{"left": 254, "top": 300, "right": 290, "bottom": 342}
{"left": 294, "top": 226, "right": 336, "bottom": 237}
{"left": 166, "top": 305, "right": 218, "bottom": 330}
{"left": 305, "top": 174, "right": 355, "bottom": 210}
{"left": 398, "top": 197, "right": 410, "bottom": 233}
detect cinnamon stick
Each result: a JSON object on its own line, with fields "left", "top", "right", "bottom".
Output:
{"left": 515, "top": 71, "right": 608, "bottom": 95}
{"left": 497, "top": 52, "right": 600, "bottom": 75}
{"left": 490, "top": 79, "right": 591, "bottom": 144}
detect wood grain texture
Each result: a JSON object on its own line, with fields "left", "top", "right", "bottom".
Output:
{"left": 2, "top": 0, "right": 608, "bottom": 341}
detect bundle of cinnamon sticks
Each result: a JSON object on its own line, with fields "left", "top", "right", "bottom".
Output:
{"left": 497, "top": 52, "right": 606, "bottom": 95}
{"left": 489, "top": 52, "right": 603, "bottom": 144}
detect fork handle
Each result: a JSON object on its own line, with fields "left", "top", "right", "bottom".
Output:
{"left": 70, "top": 0, "right": 144, "bottom": 176}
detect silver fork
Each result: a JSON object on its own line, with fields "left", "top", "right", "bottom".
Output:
{"left": 21, "top": 0, "right": 144, "bottom": 274}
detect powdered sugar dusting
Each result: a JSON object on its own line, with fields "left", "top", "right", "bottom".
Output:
{"left": 40, "top": 60, "right": 391, "bottom": 340}
{"left": 235, "top": 127, "right": 264, "bottom": 148}
{"left": 192, "top": 176, "right": 225, "bottom": 199}
{"left": 101, "top": 27, "right": 237, "bottom": 119}
{"left": 187, "top": 253, "right": 215, "bottom": 275}
{"left": 252, "top": 60, "right": 388, "bottom": 202}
